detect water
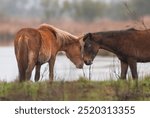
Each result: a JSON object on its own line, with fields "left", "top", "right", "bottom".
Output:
{"left": 0, "top": 47, "right": 150, "bottom": 82}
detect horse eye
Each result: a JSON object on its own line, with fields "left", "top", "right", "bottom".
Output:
{"left": 88, "top": 44, "right": 91, "bottom": 48}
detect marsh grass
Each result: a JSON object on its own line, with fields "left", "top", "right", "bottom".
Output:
{"left": 0, "top": 77, "right": 150, "bottom": 101}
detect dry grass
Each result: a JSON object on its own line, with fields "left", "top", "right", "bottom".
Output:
{"left": 1, "top": 16, "right": 150, "bottom": 50}
{"left": 1, "top": 16, "right": 150, "bottom": 37}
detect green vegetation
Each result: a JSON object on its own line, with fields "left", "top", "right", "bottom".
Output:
{"left": 0, "top": 0, "right": 150, "bottom": 22}
{"left": 0, "top": 77, "right": 150, "bottom": 101}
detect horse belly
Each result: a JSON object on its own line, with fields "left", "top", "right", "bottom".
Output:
{"left": 137, "top": 56, "right": 150, "bottom": 62}
{"left": 38, "top": 52, "right": 51, "bottom": 64}
{"left": 135, "top": 50, "right": 150, "bottom": 62}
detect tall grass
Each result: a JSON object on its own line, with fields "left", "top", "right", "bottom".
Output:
{"left": 0, "top": 77, "right": 150, "bottom": 101}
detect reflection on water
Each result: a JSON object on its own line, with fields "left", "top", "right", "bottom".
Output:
{"left": 0, "top": 47, "right": 150, "bottom": 82}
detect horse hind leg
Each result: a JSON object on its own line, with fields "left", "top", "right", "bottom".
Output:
{"left": 25, "top": 63, "right": 35, "bottom": 81}
{"left": 128, "top": 58, "right": 138, "bottom": 79}
{"left": 25, "top": 52, "right": 37, "bottom": 81}
{"left": 34, "top": 63, "right": 41, "bottom": 82}
{"left": 18, "top": 63, "right": 26, "bottom": 82}
{"left": 120, "top": 60, "right": 128, "bottom": 80}
{"left": 49, "top": 56, "right": 56, "bottom": 82}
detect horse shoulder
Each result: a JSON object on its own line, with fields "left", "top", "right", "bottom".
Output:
{"left": 37, "top": 29, "right": 57, "bottom": 63}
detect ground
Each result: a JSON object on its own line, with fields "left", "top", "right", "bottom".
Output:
{"left": 0, "top": 77, "right": 150, "bottom": 101}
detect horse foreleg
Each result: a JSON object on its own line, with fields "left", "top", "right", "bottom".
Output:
{"left": 49, "top": 56, "right": 56, "bottom": 82}
{"left": 34, "top": 64, "right": 41, "bottom": 82}
{"left": 120, "top": 60, "right": 128, "bottom": 80}
{"left": 128, "top": 58, "right": 138, "bottom": 79}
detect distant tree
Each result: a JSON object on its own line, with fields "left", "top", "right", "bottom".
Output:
{"left": 62, "top": 0, "right": 73, "bottom": 19}
{"left": 103, "top": 0, "right": 150, "bottom": 21}
{"left": 71, "top": 0, "right": 106, "bottom": 21}
{"left": 40, "top": 0, "right": 62, "bottom": 22}
{"left": 105, "top": 2, "right": 130, "bottom": 21}
{"left": 1, "top": 0, "right": 149, "bottom": 22}
{"left": 131, "top": 0, "right": 150, "bottom": 18}
{"left": 0, "top": 12, "right": 7, "bottom": 21}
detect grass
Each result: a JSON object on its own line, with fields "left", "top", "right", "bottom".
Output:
{"left": 0, "top": 77, "right": 150, "bottom": 101}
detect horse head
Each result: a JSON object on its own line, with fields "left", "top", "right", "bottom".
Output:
{"left": 65, "top": 39, "right": 84, "bottom": 69}
{"left": 82, "top": 33, "right": 100, "bottom": 65}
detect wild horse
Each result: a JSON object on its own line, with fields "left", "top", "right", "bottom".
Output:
{"left": 82, "top": 28, "right": 150, "bottom": 79}
{"left": 14, "top": 24, "right": 83, "bottom": 82}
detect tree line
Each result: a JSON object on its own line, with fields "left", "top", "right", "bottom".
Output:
{"left": 0, "top": 0, "right": 150, "bottom": 22}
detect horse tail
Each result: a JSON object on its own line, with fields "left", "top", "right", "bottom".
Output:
{"left": 14, "top": 34, "right": 28, "bottom": 82}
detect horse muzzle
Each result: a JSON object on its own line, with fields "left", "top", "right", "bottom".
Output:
{"left": 76, "top": 63, "right": 84, "bottom": 69}
{"left": 84, "top": 60, "right": 93, "bottom": 65}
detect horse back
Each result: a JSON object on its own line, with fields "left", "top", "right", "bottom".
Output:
{"left": 106, "top": 29, "right": 150, "bottom": 61}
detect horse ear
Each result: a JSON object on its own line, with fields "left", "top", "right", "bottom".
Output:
{"left": 83, "top": 33, "right": 92, "bottom": 41}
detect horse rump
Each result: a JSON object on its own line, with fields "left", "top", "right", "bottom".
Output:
{"left": 14, "top": 34, "right": 28, "bottom": 82}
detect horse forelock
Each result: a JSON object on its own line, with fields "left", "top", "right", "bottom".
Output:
{"left": 39, "top": 24, "right": 78, "bottom": 46}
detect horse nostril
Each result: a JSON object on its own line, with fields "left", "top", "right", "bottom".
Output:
{"left": 84, "top": 60, "right": 92, "bottom": 65}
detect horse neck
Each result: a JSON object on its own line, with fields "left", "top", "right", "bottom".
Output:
{"left": 59, "top": 36, "right": 78, "bottom": 51}
{"left": 100, "top": 44, "right": 116, "bottom": 53}
{"left": 95, "top": 33, "right": 118, "bottom": 54}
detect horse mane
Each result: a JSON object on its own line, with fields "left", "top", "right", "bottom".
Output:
{"left": 39, "top": 24, "right": 78, "bottom": 45}
{"left": 92, "top": 28, "right": 138, "bottom": 38}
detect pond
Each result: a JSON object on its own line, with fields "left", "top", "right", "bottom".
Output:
{"left": 0, "top": 47, "right": 150, "bottom": 82}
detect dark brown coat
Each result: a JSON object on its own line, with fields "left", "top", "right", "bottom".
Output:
{"left": 83, "top": 28, "right": 150, "bottom": 79}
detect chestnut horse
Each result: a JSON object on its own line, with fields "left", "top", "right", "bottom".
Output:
{"left": 14, "top": 24, "right": 83, "bottom": 82}
{"left": 82, "top": 28, "right": 150, "bottom": 80}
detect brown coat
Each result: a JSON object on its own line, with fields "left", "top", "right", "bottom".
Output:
{"left": 14, "top": 24, "right": 83, "bottom": 82}
{"left": 83, "top": 28, "right": 150, "bottom": 79}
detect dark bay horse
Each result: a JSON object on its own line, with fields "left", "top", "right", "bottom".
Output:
{"left": 14, "top": 24, "right": 83, "bottom": 82}
{"left": 82, "top": 28, "right": 150, "bottom": 80}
